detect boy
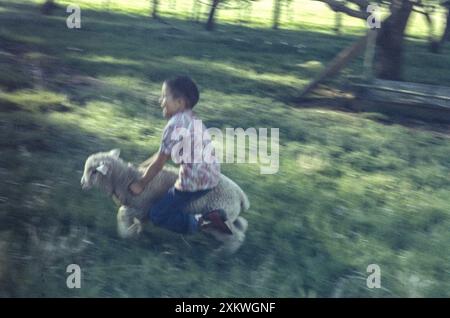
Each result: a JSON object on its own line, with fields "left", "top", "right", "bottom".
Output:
{"left": 129, "top": 76, "right": 231, "bottom": 235}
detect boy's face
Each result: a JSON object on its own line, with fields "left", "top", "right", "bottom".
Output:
{"left": 159, "top": 83, "right": 186, "bottom": 118}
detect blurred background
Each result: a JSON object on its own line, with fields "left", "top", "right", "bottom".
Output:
{"left": 0, "top": 0, "right": 449, "bottom": 297}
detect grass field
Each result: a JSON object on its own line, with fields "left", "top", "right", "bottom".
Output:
{"left": 0, "top": 0, "right": 449, "bottom": 297}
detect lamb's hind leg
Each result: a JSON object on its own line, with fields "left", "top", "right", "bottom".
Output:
{"left": 233, "top": 216, "right": 248, "bottom": 234}
{"left": 117, "top": 206, "right": 143, "bottom": 239}
{"left": 205, "top": 221, "right": 246, "bottom": 255}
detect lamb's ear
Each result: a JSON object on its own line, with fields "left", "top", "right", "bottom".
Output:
{"left": 96, "top": 162, "right": 109, "bottom": 176}
{"left": 109, "top": 149, "right": 121, "bottom": 158}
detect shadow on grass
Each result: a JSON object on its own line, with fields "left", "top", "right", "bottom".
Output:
{"left": 0, "top": 102, "right": 282, "bottom": 296}
{"left": 0, "top": 0, "right": 358, "bottom": 100}
{"left": 2, "top": 0, "right": 448, "bottom": 135}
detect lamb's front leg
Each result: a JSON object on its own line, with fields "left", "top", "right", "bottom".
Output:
{"left": 117, "top": 206, "right": 143, "bottom": 239}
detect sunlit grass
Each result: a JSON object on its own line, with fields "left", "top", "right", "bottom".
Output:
{"left": 25, "top": 0, "right": 447, "bottom": 37}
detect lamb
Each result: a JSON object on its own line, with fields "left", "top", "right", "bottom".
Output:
{"left": 80, "top": 149, "right": 250, "bottom": 254}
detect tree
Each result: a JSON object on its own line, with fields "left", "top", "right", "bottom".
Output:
{"left": 314, "top": 0, "right": 431, "bottom": 80}
{"left": 416, "top": 3, "right": 438, "bottom": 52}
{"left": 272, "top": 0, "right": 282, "bottom": 29}
{"left": 409, "top": 1, "right": 450, "bottom": 52}
{"left": 41, "top": 0, "right": 59, "bottom": 15}
{"left": 316, "top": 0, "right": 450, "bottom": 78}
{"left": 206, "top": 0, "right": 221, "bottom": 30}
{"left": 205, "top": 0, "right": 257, "bottom": 31}
{"left": 414, "top": 0, "right": 450, "bottom": 49}
{"left": 334, "top": 11, "right": 343, "bottom": 34}
{"left": 151, "top": 0, "right": 159, "bottom": 19}
{"left": 272, "top": 0, "right": 293, "bottom": 29}
{"left": 375, "top": 0, "right": 413, "bottom": 79}
{"left": 441, "top": 0, "right": 450, "bottom": 44}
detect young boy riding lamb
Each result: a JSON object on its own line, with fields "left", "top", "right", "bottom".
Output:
{"left": 81, "top": 76, "right": 249, "bottom": 254}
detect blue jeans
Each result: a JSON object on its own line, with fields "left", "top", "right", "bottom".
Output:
{"left": 149, "top": 186, "right": 211, "bottom": 234}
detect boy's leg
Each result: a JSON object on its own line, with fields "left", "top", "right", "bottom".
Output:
{"left": 149, "top": 187, "right": 208, "bottom": 234}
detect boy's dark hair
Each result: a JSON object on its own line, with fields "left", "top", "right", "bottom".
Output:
{"left": 164, "top": 76, "right": 200, "bottom": 108}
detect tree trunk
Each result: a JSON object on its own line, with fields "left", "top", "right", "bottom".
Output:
{"left": 151, "top": 0, "right": 159, "bottom": 19}
{"left": 272, "top": 0, "right": 282, "bottom": 29}
{"left": 418, "top": 6, "right": 444, "bottom": 54}
{"left": 375, "top": 0, "right": 413, "bottom": 80}
{"left": 334, "top": 11, "right": 342, "bottom": 35}
{"left": 206, "top": 0, "right": 220, "bottom": 31}
{"left": 41, "top": 0, "right": 58, "bottom": 15}
{"left": 441, "top": 7, "right": 450, "bottom": 44}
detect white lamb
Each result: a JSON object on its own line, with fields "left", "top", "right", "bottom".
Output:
{"left": 81, "top": 149, "right": 249, "bottom": 254}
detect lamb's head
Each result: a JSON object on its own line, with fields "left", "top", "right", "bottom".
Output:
{"left": 81, "top": 149, "right": 121, "bottom": 190}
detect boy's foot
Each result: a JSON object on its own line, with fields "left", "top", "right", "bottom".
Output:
{"left": 198, "top": 210, "right": 232, "bottom": 235}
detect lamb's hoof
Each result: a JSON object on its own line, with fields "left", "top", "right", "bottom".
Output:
{"left": 234, "top": 217, "right": 248, "bottom": 233}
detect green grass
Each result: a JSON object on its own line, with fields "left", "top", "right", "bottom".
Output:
{"left": 29, "top": 0, "right": 448, "bottom": 37}
{"left": 0, "top": 0, "right": 449, "bottom": 297}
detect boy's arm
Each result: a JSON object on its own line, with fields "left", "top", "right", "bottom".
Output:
{"left": 141, "top": 151, "right": 169, "bottom": 184}
{"left": 139, "top": 152, "right": 158, "bottom": 168}
{"left": 129, "top": 151, "right": 170, "bottom": 195}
